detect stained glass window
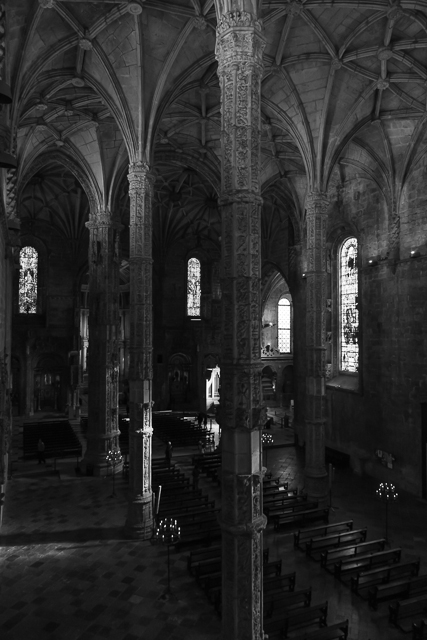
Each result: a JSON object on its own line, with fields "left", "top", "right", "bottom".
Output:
{"left": 187, "top": 257, "right": 201, "bottom": 316}
{"left": 278, "top": 298, "right": 291, "bottom": 353}
{"left": 340, "top": 237, "right": 358, "bottom": 372}
{"left": 19, "top": 246, "right": 38, "bottom": 314}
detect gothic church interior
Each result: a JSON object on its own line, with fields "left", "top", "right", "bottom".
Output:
{"left": 1, "top": 0, "right": 427, "bottom": 638}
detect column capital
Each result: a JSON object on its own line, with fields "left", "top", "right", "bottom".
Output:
{"left": 215, "top": 12, "right": 265, "bottom": 72}
{"left": 306, "top": 191, "right": 329, "bottom": 215}
{"left": 216, "top": 10, "right": 263, "bottom": 35}
{"left": 128, "top": 162, "right": 155, "bottom": 189}
{"left": 86, "top": 209, "right": 122, "bottom": 229}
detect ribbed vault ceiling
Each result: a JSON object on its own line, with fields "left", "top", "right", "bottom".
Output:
{"left": 10, "top": 0, "right": 427, "bottom": 249}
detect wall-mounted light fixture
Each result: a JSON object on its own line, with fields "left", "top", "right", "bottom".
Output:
{"left": 302, "top": 272, "right": 307, "bottom": 279}
{"left": 410, "top": 249, "right": 420, "bottom": 258}
{"left": 368, "top": 257, "right": 378, "bottom": 267}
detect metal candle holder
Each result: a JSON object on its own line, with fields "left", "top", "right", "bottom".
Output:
{"left": 376, "top": 482, "right": 398, "bottom": 543}
{"left": 106, "top": 449, "right": 123, "bottom": 497}
{"left": 153, "top": 518, "right": 181, "bottom": 599}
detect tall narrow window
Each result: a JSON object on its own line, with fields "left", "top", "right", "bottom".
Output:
{"left": 278, "top": 298, "right": 291, "bottom": 353}
{"left": 187, "top": 257, "right": 201, "bottom": 316}
{"left": 19, "top": 246, "right": 38, "bottom": 314}
{"left": 340, "top": 237, "right": 358, "bottom": 372}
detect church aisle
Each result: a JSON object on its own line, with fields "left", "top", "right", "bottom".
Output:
{"left": 0, "top": 459, "right": 221, "bottom": 640}
{"left": 2, "top": 446, "right": 427, "bottom": 640}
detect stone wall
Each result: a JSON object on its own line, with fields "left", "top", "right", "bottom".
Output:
{"left": 325, "top": 175, "right": 427, "bottom": 496}
{"left": 12, "top": 220, "right": 86, "bottom": 415}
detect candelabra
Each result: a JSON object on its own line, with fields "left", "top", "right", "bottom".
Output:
{"left": 262, "top": 433, "right": 274, "bottom": 470}
{"left": 153, "top": 518, "right": 181, "bottom": 599}
{"left": 106, "top": 449, "right": 123, "bottom": 497}
{"left": 376, "top": 482, "right": 398, "bottom": 543}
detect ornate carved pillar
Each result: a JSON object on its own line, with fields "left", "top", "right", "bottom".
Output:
{"left": 215, "top": 10, "right": 266, "bottom": 640}
{"left": 304, "top": 192, "right": 329, "bottom": 500}
{"left": 83, "top": 211, "right": 121, "bottom": 476}
{"left": 125, "top": 162, "right": 154, "bottom": 540}
{"left": 389, "top": 198, "right": 400, "bottom": 264}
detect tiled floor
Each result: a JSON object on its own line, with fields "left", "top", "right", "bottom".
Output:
{"left": 1, "top": 417, "right": 427, "bottom": 640}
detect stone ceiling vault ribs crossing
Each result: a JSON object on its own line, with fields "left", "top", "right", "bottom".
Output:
{"left": 6, "top": 0, "right": 427, "bottom": 228}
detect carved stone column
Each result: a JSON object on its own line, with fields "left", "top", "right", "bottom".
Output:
{"left": 389, "top": 198, "right": 400, "bottom": 264}
{"left": 125, "top": 162, "right": 154, "bottom": 540}
{"left": 83, "top": 211, "right": 121, "bottom": 476}
{"left": 216, "top": 10, "right": 266, "bottom": 640}
{"left": 304, "top": 192, "right": 329, "bottom": 500}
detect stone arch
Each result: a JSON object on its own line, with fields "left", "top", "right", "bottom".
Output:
{"left": 33, "top": 352, "right": 66, "bottom": 413}
{"left": 18, "top": 150, "right": 102, "bottom": 218}
{"left": 168, "top": 353, "right": 191, "bottom": 409}
{"left": 261, "top": 365, "right": 277, "bottom": 403}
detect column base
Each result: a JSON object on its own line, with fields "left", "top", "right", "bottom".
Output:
{"left": 125, "top": 494, "right": 154, "bottom": 540}
{"left": 304, "top": 467, "right": 329, "bottom": 505}
{"left": 81, "top": 455, "right": 123, "bottom": 477}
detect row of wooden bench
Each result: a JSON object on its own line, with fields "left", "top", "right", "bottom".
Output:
{"left": 192, "top": 451, "right": 221, "bottom": 485}
{"left": 261, "top": 480, "right": 330, "bottom": 530}
{"left": 153, "top": 413, "right": 210, "bottom": 447}
{"left": 294, "top": 518, "right": 427, "bottom": 633}
{"left": 152, "top": 458, "right": 221, "bottom": 551}
{"left": 187, "top": 544, "right": 349, "bottom": 639}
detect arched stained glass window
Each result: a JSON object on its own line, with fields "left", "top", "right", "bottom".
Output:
{"left": 278, "top": 298, "right": 291, "bottom": 353}
{"left": 340, "top": 237, "right": 358, "bottom": 372}
{"left": 187, "top": 257, "right": 201, "bottom": 316}
{"left": 19, "top": 246, "right": 38, "bottom": 314}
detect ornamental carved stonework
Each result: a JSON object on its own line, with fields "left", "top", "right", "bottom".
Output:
{"left": 6, "top": 168, "right": 17, "bottom": 220}
{"left": 0, "top": 4, "right": 5, "bottom": 77}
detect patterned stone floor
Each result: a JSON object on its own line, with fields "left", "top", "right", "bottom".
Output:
{"left": 1, "top": 421, "right": 427, "bottom": 640}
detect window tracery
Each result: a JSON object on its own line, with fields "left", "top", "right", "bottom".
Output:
{"left": 340, "top": 237, "right": 358, "bottom": 372}
{"left": 278, "top": 298, "right": 291, "bottom": 353}
{"left": 187, "top": 257, "right": 201, "bottom": 316}
{"left": 19, "top": 246, "right": 38, "bottom": 314}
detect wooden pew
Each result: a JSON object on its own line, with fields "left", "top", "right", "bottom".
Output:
{"left": 263, "top": 489, "right": 302, "bottom": 504}
{"left": 389, "top": 593, "right": 427, "bottom": 632}
{"left": 195, "top": 560, "right": 221, "bottom": 585}
{"left": 163, "top": 508, "right": 219, "bottom": 526}
{"left": 369, "top": 574, "right": 427, "bottom": 610}
{"left": 159, "top": 500, "right": 216, "bottom": 517}
{"left": 158, "top": 487, "right": 203, "bottom": 501}
{"left": 294, "top": 520, "right": 353, "bottom": 549}
{"left": 187, "top": 545, "right": 221, "bottom": 574}
{"left": 290, "top": 620, "right": 349, "bottom": 640}
{"left": 263, "top": 559, "right": 282, "bottom": 578}
{"left": 274, "top": 507, "right": 330, "bottom": 531}
{"left": 283, "top": 601, "right": 328, "bottom": 636}
{"left": 212, "top": 565, "right": 293, "bottom": 618}
{"left": 306, "top": 527, "right": 367, "bottom": 558}
{"left": 334, "top": 547, "right": 402, "bottom": 579}
{"left": 175, "top": 522, "right": 221, "bottom": 551}
{"left": 321, "top": 538, "right": 386, "bottom": 569}
{"left": 271, "top": 500, "right": 318, "bottom": 516}
{"left": 351, "top": 559, "right": 420, "bottom": 594}
{"left": 264, "top": 496, "right": 305, "bottom": 514}
{"left": 263, "top": 572, "right": 297, "bottom": 597}
{"left": 263, "top": 482, "right": 291, "bottom": 495}
{"left": 263, "top": 601, "right": 328, "bottom": 638}
{"left": 264, "top": 587, "right": 312, "bottom": 619}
